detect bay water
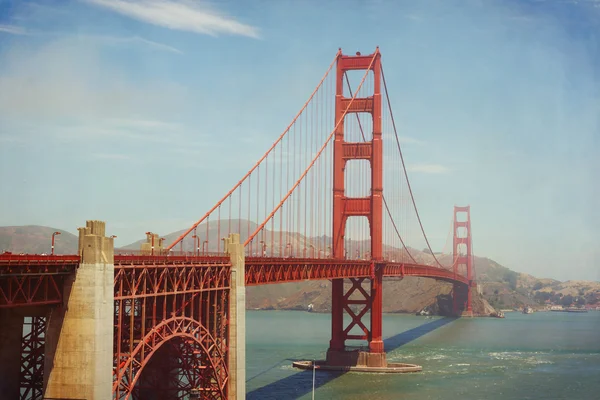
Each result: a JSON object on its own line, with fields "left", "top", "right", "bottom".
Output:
{"left": 246, "top": 310, "right": 600, "bottom": 399}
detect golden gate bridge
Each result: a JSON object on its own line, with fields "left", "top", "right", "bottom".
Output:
{"left": 0, "top": 48, "right": 475, "bottom": 400}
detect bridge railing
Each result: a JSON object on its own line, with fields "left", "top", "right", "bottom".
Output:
{"left": 114, "top": 249, "right": 226, "bottom": 257}
{"left": 0, "top": 252, "right": 80, "bottom": 268}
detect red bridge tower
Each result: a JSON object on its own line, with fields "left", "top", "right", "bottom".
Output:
{"left": 327, "top": 48, "right": 387, "bottom": 368}
{"left": 452, "top": 205, "right": 474, "bottom": 316}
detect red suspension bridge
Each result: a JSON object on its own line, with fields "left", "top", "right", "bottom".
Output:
{"left": 0, "top": 48, "right": 476, "bottom": 400}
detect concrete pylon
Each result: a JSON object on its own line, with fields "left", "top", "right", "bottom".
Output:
{"left": 141, "top": 232, "right": 163, "bottom": 255}
{"left": 226, "top": 233, "right": 246, "bottom": 400}
{"left": 44, "top": 220, "right": 114, "bottom": 399}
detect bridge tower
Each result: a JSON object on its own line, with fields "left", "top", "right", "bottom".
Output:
{"left": 327, "top": 48, "right": 387, "bottom": 368}
{"left": 452, "top": 206, "right": 474, "bottom": 316}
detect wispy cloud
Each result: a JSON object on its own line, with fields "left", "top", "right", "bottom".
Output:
{"left": 84, "top": 0, "right": 260, "bottom": 38}
{"left": 0, "top": 24, "right": 27, "bottom": 35}
{"left": 407, "top": 164, "right": 450, "bottom": 174}
{"left": 83, "top": 35, "right": 183, "bottom": 54}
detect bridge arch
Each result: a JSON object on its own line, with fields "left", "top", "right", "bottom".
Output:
{"left": 113, "top": 316, "right": 228, "bottom": 400}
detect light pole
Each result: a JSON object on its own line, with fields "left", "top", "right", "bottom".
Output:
{"left": 259, "top": 240, "right": 267, "bottom": 257}
{"left": 145, "top": 231, "right": 154, "bottom": 256}
{"left": 192, "top": 228, "right": 198, "bottom": 256}
{"left": 51, "top": 231, "right": 61, "bottom": 255}
{"left": 202, "top": 240, "right": 208, "bottom": 255}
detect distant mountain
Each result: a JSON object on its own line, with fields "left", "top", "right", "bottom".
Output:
{"left": 121, "top": 219, "right": 261, "bottom": 252}
{"left": 0, "top": 226, "right": 78, "bottom": 255}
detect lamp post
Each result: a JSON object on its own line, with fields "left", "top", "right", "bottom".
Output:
{"left": 202, "top": 240, "right": 208, "bottom": 256}
{"left": 286, "top": 243, "right": 292, "bottom": 258}
{"left": 192, "top": 229, "right": 198, "bottom": 256}
{"left": 51, "top": 231, "right": 61, "bottom": 255}
{"left": 259, "top": 240, "right": 267, "bottom": 257}
{"left": 145, "top": 231, "right": 154, "bottom": 256}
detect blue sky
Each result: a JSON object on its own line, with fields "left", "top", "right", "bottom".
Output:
{"left": 0, "top": 0, "right": 598, "bottom": 281}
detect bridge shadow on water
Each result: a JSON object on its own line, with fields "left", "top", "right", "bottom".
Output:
{"left": 246, "top": 317, "right": 455, "bottom": 400}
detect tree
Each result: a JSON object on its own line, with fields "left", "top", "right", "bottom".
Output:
{"left": 561, "top": 295, "right": 574, "bottom": 307}
{"left": 533, "top": 282, "right": 543, "bottom": 291}
{"left": 534, "top": 291, "right": 551, "bottom": 304}
{"left": 503, "top": 271, "right": 518, "bottom": 291}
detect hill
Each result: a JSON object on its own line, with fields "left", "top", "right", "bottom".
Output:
{"left": 0, "top": 226, "right": 78, "bottom": 255}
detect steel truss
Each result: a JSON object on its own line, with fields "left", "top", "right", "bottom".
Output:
{"left": 113, "top": 261, "right": 231, "bottom": 400}
{"left": 19, "top": 316, "right": 46, "bottom": 400}
{"left": 244, "top": 258, "right": 470, "bottom": 286}
{"left": 0, "top": 254, "right": 77, "bottom": 308}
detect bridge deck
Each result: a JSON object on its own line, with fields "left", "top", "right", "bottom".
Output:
{"left": 1, "top": 253, "right": 468, "bottom": 308}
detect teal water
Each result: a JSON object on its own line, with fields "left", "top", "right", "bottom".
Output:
{"left": 246, "top": 310, "right": 600, "bottom": 399}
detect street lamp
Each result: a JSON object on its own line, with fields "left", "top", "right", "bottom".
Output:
{"left": 192, "top": 229, "right": 198, "bottom": 256}
{"left": 145, "top": 231, "right": 154, "bottom": 256}
{"left": 51, "top": 231, "right": 61, "bottom": 255}
{"left": 202, "top": 240, "right": 208, "bottom": 255}
{"left": 110, "top": 235, "right": 117, "bottom": 239}
{"left": 259, "top": 240, "right": 267, "bottom": 257}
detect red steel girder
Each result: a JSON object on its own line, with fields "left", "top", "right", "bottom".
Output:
{"left": 19, "top": 316, "right": 46, "bottom": 400}
{"left": 341, "top": 278, "right": 371, "bottom": 341}
{"left": 113, "top": 261, "right": 231, "bottom": 400}
{"left": 245, "top": 258, "right": 372, "bottom": 285}
{"left": 343, "top": 142, "right": 372, "bottom": 160}
{"left": 0, "top": 254, "right": 79, "bottom": 269}
{"left": 0, "top": 275, "right": 66, "bottom": 308}
{"left": 245, "top": 258, "right": 469, "bottom": 286}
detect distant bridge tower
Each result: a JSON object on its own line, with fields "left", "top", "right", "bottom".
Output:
{"left": 327, "top": 48, "right": 387, "bottom": 368}
{"left": 452, "top": 205, "right": 474, "bottom": 316}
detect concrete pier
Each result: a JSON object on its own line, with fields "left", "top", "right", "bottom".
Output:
{"left": 43, "top": 220, "right": 114, "bottom": 399}
{"left": 226, "top": 233, "right": 246, "bottom": 400}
